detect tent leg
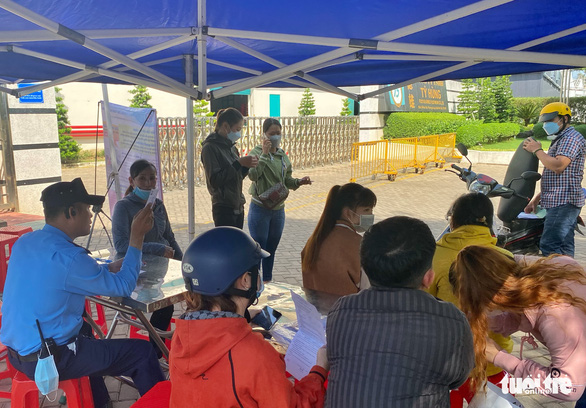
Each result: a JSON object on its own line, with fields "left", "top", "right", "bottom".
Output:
{"left": 184, "top": 55, "right": 195, "bottom": 243}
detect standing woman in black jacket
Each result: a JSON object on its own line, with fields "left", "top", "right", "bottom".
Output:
{"left": 201, "top": 108, "right": 258, "bottom": 228}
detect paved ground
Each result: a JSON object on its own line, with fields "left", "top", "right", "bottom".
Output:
{"left": 0, "top": 160, "right": 583, "bottom": 407}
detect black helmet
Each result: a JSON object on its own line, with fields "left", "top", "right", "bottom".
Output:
{"left": 182, "top": 227, "right": 269, "bottom": 297}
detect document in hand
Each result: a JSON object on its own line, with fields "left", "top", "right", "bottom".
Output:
{"left": 284, "top": 291, "right": 327, "bottom": 380}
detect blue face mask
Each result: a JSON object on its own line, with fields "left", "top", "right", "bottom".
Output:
{"left": 227, "top": 131, "right": 241, "bottom": 143}
{"left": 133, "top": 186, "right": 150, "bottom": 201}
{"left": 543, "top": 121, "right": 561, "bottom": 137}
{"left": 35, "top": 354, "right": 59, "bottom": 396}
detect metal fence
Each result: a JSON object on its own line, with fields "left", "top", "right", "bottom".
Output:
{"left": 350, "top": 133, "right": 459, "bottom": 182}
{"left": 159, "top": 116, "right": 359, "bottom": 190}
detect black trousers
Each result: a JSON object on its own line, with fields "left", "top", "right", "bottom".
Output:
{"left": 212, "top": 205, "right": 244, "bottom": 229}
{"left": 8, "top": 322, "right": 165, "bottom": 407}
{"left": 149, "top": 305, "right": 174, "bottom": 358}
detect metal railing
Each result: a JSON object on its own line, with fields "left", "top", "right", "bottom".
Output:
{"left": 350, "top": 133, "right": 458, "bottom": 182}
{"left": 159, "top": 116, "right": 359, "bottom": 190}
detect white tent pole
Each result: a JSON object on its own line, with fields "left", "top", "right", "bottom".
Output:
{"left": 116, "top": 56, "right": 184, "bottom": 72}
{"left": 362, "top": 55, "right": 469, "bottom": 62}
{"left": 101, "top": 84, "right": 122, "bottom": 202}
{"left": 184, "top": 54, "right": 196, "bottom": 242}
{"left": 5, "top": 47, "right": 192, "bottom": 98}
{"left": 214, "top": 37, "right": 357, "bottom": 99}
{"left": 361, "top": 23, "right": 586, "bottom": 100}
{"left": 0, "top": 27, "right": 193, "bottom": 42}
{"left": 0, "top": 0, "right": 199, "bottom": 98}
{"left": 197, "top": 0, "right": 207, "bottom": 98}
{"left": 210, "top": 0, "right": 513, "bottom": 99}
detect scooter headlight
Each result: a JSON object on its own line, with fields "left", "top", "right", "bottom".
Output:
{"left": 469, "top": 180, "right": 492, "bottom": 195}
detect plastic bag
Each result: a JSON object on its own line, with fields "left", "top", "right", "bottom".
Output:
{"left": 468, "top": 382, "right": 524, "bottom": 408}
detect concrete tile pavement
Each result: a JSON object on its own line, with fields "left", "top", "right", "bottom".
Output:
{"left": 3, "top": 160, "right": 580, "bottom": 407}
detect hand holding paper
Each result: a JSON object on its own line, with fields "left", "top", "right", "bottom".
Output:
{"left": 284, "top": 291, "right": 327, "bottom": 380}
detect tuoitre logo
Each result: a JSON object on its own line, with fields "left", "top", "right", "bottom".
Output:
{"left": 182, "top": 263, "right": 194, "bottom": 273}
{"left": 500, "top": 372, "right": 574, "bottom": 396}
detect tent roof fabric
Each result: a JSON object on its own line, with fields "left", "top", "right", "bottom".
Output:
{"left": 0, "top": 0, "right": 585, "bottom": 100}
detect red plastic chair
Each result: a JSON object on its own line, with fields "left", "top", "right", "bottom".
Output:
{"left": 129, "top": 317, "right": 175, "bottom": 350}
{"left": 131, "top": 380, "right": 171, "bottom": 408}
{"left": 11, "top": 371, "right": 94, "bottom": 408}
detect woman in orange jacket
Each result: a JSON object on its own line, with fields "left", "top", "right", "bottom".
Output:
{"left": 170, "top": 227, "right": 329, "bottom": 408}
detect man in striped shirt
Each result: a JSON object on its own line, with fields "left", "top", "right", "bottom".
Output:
{"left": 326, "top": 216, "right": 474, "bottom": 408}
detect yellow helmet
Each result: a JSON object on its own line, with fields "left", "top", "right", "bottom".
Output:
{"left": 539, "top": 102, "right": 572, "bottom": 122}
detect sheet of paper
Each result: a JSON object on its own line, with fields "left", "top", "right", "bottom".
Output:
{"left": 284, "top": 331, "right": 324, "bottom": 380}
{"left": 517, "top": 206, "right": 546, "bottom": 220}
{"left": 284, "top": 290, "right": 326, "bottom": 379}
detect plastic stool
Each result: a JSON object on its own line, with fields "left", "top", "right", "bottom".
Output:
{"left": 0, "top": 226, "right": 33, "bottom": 238}
{"left": 11, "top": 371, "right": 94, "bottom": 408}
{"left": 131, "top": 380, "right": 171, "bottom": 408}
{"left": 0, "top": 233, "right": 18, "bottom": 293}
{"left": 85, "top": 299, "right": 108, "bottom": 336}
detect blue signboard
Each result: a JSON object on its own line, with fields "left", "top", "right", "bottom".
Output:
{"left": 17, "top": 83, "right": 44, "bottom": 103}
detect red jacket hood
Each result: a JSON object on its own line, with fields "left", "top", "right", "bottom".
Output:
{"left": 170, "top": 316, "right": 251, "bottom": 378}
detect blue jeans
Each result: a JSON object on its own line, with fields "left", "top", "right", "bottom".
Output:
{"left": 540, "top": 203, "right": 582, "bottom": 257}
{"left": 247, "top": 203, "right": 286, "bottom": 282}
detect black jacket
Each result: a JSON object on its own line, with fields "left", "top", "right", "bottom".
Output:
{"left": 201, "top": 133, "right": 249, "bottom": 212}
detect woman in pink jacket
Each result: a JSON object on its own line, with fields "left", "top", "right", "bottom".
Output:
{"left": 451, "top": 245, "right": 586, "bottom": 403}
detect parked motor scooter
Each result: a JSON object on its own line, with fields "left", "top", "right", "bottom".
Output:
{"left": 440, "top": 140, "right": 544, "bottom": 254}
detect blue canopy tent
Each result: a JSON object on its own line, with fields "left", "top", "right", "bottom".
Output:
{"left": 0, "top": 0, "right": 585, "bottom": 237}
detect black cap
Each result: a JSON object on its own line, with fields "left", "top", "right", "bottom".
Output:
{"left": 40, "top": 178, "right": 105, "bottom": 208}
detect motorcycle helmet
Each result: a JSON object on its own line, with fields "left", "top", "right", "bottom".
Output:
{"left": 182, "top": 227, "right": 269, "bottom": 299}
{"left": 538, "top": 102, "right": 572, "bottom": 122}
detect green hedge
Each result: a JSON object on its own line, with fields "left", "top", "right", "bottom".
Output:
{"left": 456, "top": 122, "right": 521, "bottom": 146}
{"left": 383, "top": 112, "right": 469, "bottom": 139}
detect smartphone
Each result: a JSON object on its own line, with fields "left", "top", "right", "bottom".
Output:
{"left": 251, "top": 306, "right": 282, "bottom": 330}
{"left": 145, "top": 188, "right": 158, "bottom": 207}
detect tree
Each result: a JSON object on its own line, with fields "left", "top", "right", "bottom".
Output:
{"left": 515, "top": 100, "right": 541, "bottom": 126}
{"left": 128, "top": 85, "right": 152, "bottom": 108}
{"left": 340, "top": 98, "right": 353, "bottom": 116}
{"left": 55, "top": 87, "right": 80, "bottom": 163}
{"left": 476, "top": 77, "right": 496, "bottom": 123}
{"left": 193, "top": 99, "right": 214, "bottom": 117}
{"left": 298, "top": 88, "right": 316, "bottom": 116}
{"left": 492, "top": 75, "right": 514, "bottom": 123}
{"left": 457, "top": 79, "right": 479, "bottom": 120}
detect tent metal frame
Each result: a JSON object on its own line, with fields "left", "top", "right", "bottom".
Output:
{"left": 0, "top": 0, "right": 585, "bottom": 238}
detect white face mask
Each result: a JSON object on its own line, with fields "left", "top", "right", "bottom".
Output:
{"left": 268, "top": 134, "right": 282, "bottom": 149}
{"left": 350, "top": 210, "right": 375, "bottom": 233}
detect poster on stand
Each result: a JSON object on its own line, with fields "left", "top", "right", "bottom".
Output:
{"left": 102, "top": 102, "right": 162, "bottom": 214}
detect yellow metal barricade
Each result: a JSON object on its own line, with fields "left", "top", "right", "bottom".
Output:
{"left": 350, "top": 133, "right": 457, "bottom": 182}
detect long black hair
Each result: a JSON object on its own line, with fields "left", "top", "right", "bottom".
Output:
{"left": 125, "top": 159, "right": 156, "bottom": 196}
{"left": 302, "top": 183, "right": 377, "bottom": 271}
{"left": 214, "top": 108, "right": 244, "bottom": 133}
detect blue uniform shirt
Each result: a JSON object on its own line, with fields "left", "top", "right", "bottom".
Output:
{"left": 0, "top": 224, "right": 142, "bottom": 355}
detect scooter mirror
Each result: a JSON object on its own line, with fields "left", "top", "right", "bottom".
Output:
{"left": 456, "top": 143, "right": 469, "bottom": 157}
{"left": 521, "top": 171, "right": 542, "bottom": 182}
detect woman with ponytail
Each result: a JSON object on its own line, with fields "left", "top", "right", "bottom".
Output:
{"left": 301, "top": 183, "right": 376, "bottom": 296}
{"left": 452, "top": 245, "right": 586, "bottom": 402}
{"left": 201, "top": 107, "right": 258, "bottom": 228}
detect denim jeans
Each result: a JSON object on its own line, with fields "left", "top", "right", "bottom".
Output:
{"left": 247, "top": 203, "right": 286, "bottom": 282}
{"left": 540, "top": 203, "right": 582, "bottom": 257}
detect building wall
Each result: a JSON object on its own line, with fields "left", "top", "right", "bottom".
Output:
{"left": 358, "top": 80, "right": 463, "bottom": 142}
{"left": 510, "top": 72, "right": 560, "bottom": 98}
{"left": 6, "top": 87, "right": 61, "bottom": 214}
